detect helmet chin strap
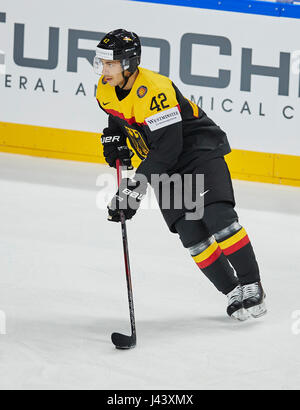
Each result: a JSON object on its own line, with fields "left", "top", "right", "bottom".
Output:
{"left": 120, "top": 71, "right": 132, "bottom": 89}
{"left": 120, "top": 58, "right": 139, "bottom": 89}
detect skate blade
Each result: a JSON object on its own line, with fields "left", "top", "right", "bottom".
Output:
{"left": 247, "top": 301, "right": 267, "bottom": 319}
{"left": 231, "top": 308, "right": 250, "bottom": 322}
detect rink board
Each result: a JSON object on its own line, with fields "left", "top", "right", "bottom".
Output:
{"left": 0, "top": 0, "right": 299, "bottom": 186}
{"left": 1, "top": 121, "right": 299, "bottom": 187}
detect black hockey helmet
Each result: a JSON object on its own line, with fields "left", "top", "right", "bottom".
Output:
{"left": 94, "top": 29, "right": 141, "bottom": 75}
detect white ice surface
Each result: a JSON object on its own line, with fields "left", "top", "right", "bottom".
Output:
{"left": 0, "top": 152, "right": 300, "bottom": 390}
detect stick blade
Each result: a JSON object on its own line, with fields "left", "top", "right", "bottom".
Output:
{"left": 111, "top": 332, "right": 136, "bottom": 350}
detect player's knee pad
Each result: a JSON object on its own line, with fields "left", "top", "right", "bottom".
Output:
{"left": 188, "top": 236, "right": 216, "bottom": 257}
{"left": 214, "top": 221, "right": 243, "bottom": 242}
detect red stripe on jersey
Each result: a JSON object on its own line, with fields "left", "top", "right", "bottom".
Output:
{"left": 100, "top": 104, "right": 181, "bottom": 128}
{"left": 99, "top": 106, "right": 143, "bottom": 127}
{"left": 106, "top": 108, "right": 137, "bottom": 125}
{"left": 223, "top": 235, "right": 250, "bottom": 256}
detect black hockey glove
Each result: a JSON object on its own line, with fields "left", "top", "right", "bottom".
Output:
{"left": 101, "top": 129, "right": 134, "bottom": 169}
{"left": 108, "top": 178, "right": 147, "bottom": 222}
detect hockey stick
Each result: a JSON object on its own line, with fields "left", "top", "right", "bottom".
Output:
{"left": 111, "top": 159, "right": 137, "bottom": 350}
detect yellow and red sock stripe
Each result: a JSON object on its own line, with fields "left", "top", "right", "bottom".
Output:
{"left": 218, "top": 228, "right": 250, "bottom": 256}
{"left": 193, "top": 241, "right": 222, "bottom": 269}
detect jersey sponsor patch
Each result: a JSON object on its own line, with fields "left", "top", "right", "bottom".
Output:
{"left": 145, "top": 106, "right": 182, "bottom": 131}
{"left": 137, "top": 86, "right": 148, "bottom": 98}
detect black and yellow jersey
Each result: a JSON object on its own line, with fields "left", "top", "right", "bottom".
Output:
{"left": 96, "top": 67, "right": 231, "bottom": 181}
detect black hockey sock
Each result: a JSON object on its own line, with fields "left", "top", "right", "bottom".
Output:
{"left": 189, "top": 237, "right": 239, "bottom": 295}
{"left": 215, "top": 222, "right": 261, "bottom": 286}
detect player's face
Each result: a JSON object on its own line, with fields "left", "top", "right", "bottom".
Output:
{"left": 101, "top": 60, "right": 124, "bottom": 86}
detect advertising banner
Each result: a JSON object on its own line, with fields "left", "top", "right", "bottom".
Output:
{"left": 0, "top": 0, "right": 299, "bottom": 183}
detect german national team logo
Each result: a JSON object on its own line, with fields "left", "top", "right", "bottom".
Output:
{"left": 137, "top": 86, "right": 148, "bottom": 99}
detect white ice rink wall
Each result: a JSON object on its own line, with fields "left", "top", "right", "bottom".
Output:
{"left": 0, "top": 0, "right": 299, "bottom": 186}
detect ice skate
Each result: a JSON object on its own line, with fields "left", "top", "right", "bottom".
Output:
{"left": 227, "top": 285, "right": 250, "bottom": 321}
{"left": 242, "top": 282, "right": 267, "bottom": 318}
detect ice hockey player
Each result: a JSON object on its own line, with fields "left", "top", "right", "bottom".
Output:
{"left": 94, "top": 29, "right": 267, "bottom": 321}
